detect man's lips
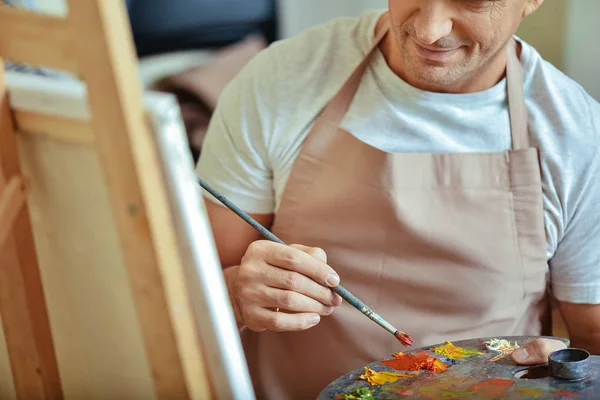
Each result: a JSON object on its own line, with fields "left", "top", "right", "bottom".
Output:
{"left": 411, "top": 38, "right": 461, "bottom": 62}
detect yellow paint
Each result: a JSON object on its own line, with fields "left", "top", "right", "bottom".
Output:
{"left": 360, "top": 367, "right": 410, "bottom": 386}
{"left": 433, "top": 341, "right": 483, "bottom": 360}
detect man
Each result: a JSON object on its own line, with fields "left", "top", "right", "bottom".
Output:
{"left": 197, "top": 0, "right": 600, "bottom": 398}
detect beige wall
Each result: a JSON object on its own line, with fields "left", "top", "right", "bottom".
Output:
{"left": 563, "top": 0, "right": 600, "bottom": 101}
{"left": 517, "top": 0, "right": 599, "bottom": 101}
{"left": 517, "top": 0, "right": 567, "bottom": 70}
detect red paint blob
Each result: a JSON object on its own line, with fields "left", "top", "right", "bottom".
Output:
{"left": 381, "top": 352, "right": 446, "bottom": 372}
{"left": 468, "top": 378, "right": 514, "bottom": 399}
{"left": 396, "top": 390, "right": 414, "bottom": 395}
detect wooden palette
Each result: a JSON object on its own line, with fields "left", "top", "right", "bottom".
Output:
{"left": 317, "top": 336, "right": 597, "bottom": 400}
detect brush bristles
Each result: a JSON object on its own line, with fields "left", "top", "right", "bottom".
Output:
{"left": 394, "top": 331, "right": 414, "bottom": 347}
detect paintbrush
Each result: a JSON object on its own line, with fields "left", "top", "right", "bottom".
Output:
{"left": 197, "top": 177, "right": 413, "bottom": 347}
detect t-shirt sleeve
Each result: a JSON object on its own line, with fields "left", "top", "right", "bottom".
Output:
{"left": 196, "top": 49, "right": 277, "bottom": 214}
{"left": 550, "top": 96, "right": 600, "bottom": 304}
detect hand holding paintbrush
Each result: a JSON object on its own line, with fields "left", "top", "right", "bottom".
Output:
{"left": 198, "top": 178, "right": 413, "bottom": 346}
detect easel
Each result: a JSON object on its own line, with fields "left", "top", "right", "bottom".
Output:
{"left": 0, "top": 176, "right": 28, "bottom": 258}
{"left": 0, "top": 1, "right": 251, "bottom": 399}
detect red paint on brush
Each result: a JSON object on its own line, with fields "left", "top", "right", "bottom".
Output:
{"left": 394, "top": 331, "right": 414, "bottom": 347}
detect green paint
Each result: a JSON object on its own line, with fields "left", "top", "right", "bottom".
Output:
{"left": 340, "top": 387, "right": 375, "bottom": 400}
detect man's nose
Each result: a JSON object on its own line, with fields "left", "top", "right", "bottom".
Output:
{"left": 413, "top": 3, "right": 453, "bottom": 45}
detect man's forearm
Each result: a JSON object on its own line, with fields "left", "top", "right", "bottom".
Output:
{"left": 223, "top": 265, "right": 246, "bottom": 330}
{"left": 569, "top": 334, "right": 600, "bottom": 355}
{"left": 558, "top": 301, "right": 600, "bottom": 356}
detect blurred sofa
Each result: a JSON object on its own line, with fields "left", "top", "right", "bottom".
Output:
{"left": 125, "top": 0, "right": 276, "bottom": 57}
{"left": 124, "top": 0, "right": 275, "bottom": 162}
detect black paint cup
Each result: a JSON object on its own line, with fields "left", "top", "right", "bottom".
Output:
{"left": 548, "top": 348, "right": 591, "bottom": 381}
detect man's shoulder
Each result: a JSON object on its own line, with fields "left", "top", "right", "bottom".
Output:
{"left": 521, "top": 39, "right": 600, "bottom": 129}
{"left": 243, "top": 10, "right": 384, "bottom": 89}
{"left": 520, "top": 40, "right": 600, "bottom": 178}
{"left": 268, "top": 10, "right": 383, "bottom": 55}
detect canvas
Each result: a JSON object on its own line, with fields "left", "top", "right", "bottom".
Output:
{"left": 2, "top": 70, "right": 254, "bottom": 399}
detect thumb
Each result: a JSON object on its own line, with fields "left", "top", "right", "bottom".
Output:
{"left": 289, "top": 244, "right": 328, "bottom": 264}
{"left": 512, "top": 339, "right": 567, "bottom": 365}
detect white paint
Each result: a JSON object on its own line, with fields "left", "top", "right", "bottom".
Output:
{"left": 276, "top": 0, "right": 387, "bottom": 38}
{"left": 563, "top": 0, "right": 600, "bottom": 101}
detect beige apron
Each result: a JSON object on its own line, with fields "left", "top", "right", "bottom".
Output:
{"left": 241, "top": 15, "right": 549, "bottom": 400}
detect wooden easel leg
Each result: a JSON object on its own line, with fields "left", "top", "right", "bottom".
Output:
{"left": 0, "top": 59, "right": 63, "bottom": 399}
{"left": 0, "top": 177, "right": 28, "bottom": 250}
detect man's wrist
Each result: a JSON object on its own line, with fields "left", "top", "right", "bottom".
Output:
{"left": 223, "top": 265, "right": 245, "bottom": 329}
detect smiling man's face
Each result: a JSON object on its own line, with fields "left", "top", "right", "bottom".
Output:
{"left": 387, "top": 0, "right": 543, "bottom": 92}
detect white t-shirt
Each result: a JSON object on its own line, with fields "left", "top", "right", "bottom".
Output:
{"left": 197, "top": 10, "right": 600, "bottom": 304}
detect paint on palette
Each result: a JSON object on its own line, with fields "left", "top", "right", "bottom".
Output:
{"left": 337, "top": 387, "right": 374, "bottom": 400}
{"left": 432, "top": 341, "right": 483, "bottom": 360}
{"left": 514, "top": 387, "right": 543, "bottom": 397}
{"left": 413, "top": 375, "right": 477, "bottom": 400}
{"left": 484, "top": 338, "right": 520, "bottom": 352}
{"left": 553, "top": 389, "right": 579, "bottom": 398}
{"left": 484, "top": 338, "right": 520, "bottom": 362}
{"left": 359, "top": 367, "right": 411, "bottom": 386}
{"left": 317, "top": 336, "right": 590, "bottom": 400}
{"left": 381, "top": 352, "right": 447, "bottom": 372}
{"left": 468, "top": 378, "right": 514, "bottom": 399}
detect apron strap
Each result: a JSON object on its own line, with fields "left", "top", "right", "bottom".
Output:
{"left": 319, "top": 15, "right": 391, "bottom": 125}
{"left": 506, "top": 39, "right": 530, "bottom": 150}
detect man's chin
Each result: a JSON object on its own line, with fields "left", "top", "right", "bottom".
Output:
{"left": 404, "top": 67, "right": 460, "bottom": 90}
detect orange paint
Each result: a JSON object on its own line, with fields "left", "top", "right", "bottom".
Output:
{"left": 468, "top": 379, "right": 514, "bottom": 399}
{"left": 382, "top": 352, "right": 447, "bottom": 372}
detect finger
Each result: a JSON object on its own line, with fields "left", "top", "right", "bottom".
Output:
{"left": 254, "top": 308, "right": 321, "bottom": 332}
{"left": 252, "top": 242, "right": 340, "bottom": 287}
{"left": 289, "top": 245, "right": 343, "bottom": 306}
{"left": 263, "top": 266, "right": 341, "bottom": 306}
{"left": 261, "top": 287, "right": 334, "bottom": 316}
{"left": 512, "top": 339, "right": 567, "bottom": 365}
{"left": 289, "top": 244, "right": 327, "bottom": 264}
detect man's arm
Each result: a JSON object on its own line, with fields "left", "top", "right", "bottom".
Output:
{"left": 557, "top": 301, "right": 600, "bottom": 354}
{"left": 204, "top": 199, "right": 273, "bottom": 327}
{"left": 205, "top": 198, "right": 273, "bottom": 268}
